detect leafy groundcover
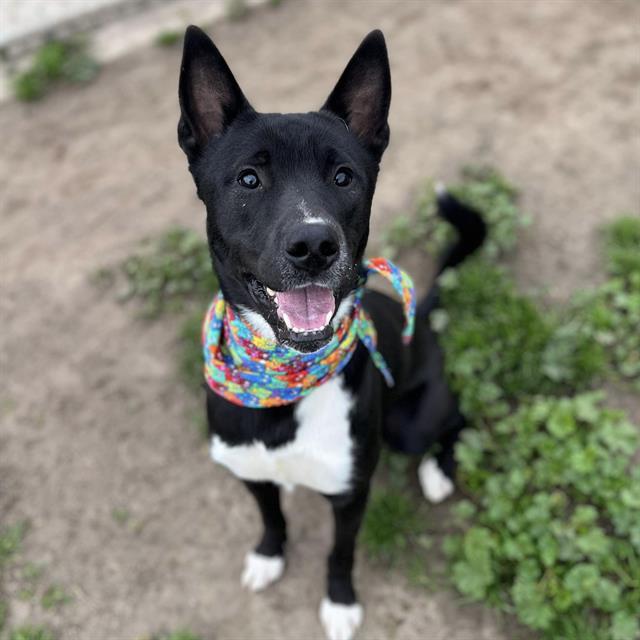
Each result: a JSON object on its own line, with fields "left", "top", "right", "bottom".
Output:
{"left": 397, "top": 170, "right": 640, "bottom": 640}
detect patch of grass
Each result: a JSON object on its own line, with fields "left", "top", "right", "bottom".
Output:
{"left": 383, "top": 169, "right": 639, "bottom": 638}
{"left": 111, "top": 507, "right": 131, "bottom": 526}
{"left": 13, "top": 38, "right": 99, "bottom": 102}
{"left": 0, "top": 522, "right": 29, "bottom": 566}
{"left": 225, "top": 0, "right": 249, "bottom": 21}
{"left": 377, "top": 449, "right": 411, "bottom": 491}
{"left": 572, "top": 216, "right": 640, "bottom": 389}
{"left": 153, "top": 632, "right": 202, "bottom": 640}
{"left": 21, "top": 563, "right": 44, "bottom": 582}
{"left": 89, "top": 266, "right": 115, "bottom": 291}
{"left": 189, "top": 409, "right": 209, "bottom": 440}
{"left": 448, "top": 393, "right": 640, "bottom": 640}
{"left": 154, "top": 30, "right": 182, "bottom": 47}
{"left": 9, "top": 627, "right": 55, "bottom": 640}
{"left": 361, "top": 488, "right": 420, "bottom": 563}
{"left": 41, "top": 584, "right": 72, "bottom": 609}
{"left": 573, "top": 279, "right": 640, "bottom": 389}
{"left": 383, "top": 166, "right": 529, "bottom": 260}
{"left": 604, "top": 215, "right": 640, "bottom": 279}
{"left": 0, "top": 600, "right": 7, "bottom": 634}
{"left": 178, "top": 308, "right": 207, "bottom": 393}
{"left": 432, "top": 260, "right": 605, "bottom": 420}
{"left": 120, "top": 227, "right": 217, "bottom": 318}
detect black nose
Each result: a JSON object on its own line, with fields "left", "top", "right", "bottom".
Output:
{"left": 284, "top": 223, "right": 340, "bottom": 272}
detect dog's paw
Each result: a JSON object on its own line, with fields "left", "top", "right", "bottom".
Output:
{"left": 319, "top": 597, "right": 363, "bottom": 640}
{"left": 241, "top": 551, "right": 285, "bottom": 592}
{"left": 418, "top": 457, "right": 454, "bottom": 504}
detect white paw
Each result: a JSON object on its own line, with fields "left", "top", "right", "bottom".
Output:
{"left": 418, "top": 457, "right": 455, "bottom": 504}
{"left": 241, "top": 551, "right": 285, "bottom": 592}
{"left": 319, "top": 597, "right": 363, "bottom": 640}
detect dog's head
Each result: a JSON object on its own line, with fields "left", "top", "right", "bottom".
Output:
{"left": 178, "top": 27, "right": 391, "bottom": 352}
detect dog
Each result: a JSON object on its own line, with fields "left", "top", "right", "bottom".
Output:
{"left": 177, "top": 27, "right": 485, "bottom": 640}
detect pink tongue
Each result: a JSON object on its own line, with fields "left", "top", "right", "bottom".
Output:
{"left": 276, "top": 285, "right": 335, "bottom": 331}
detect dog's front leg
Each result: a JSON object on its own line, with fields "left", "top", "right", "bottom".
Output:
{"left": 241, "top": 480, "right": 287, "bottom": 591}
{"left": 320, "top": 489, "right": 368, "bottom": 640}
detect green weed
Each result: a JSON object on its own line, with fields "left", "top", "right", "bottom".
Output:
{"left": 120, "top": 227, "right": 217, "bottom": 318}
{"left": 154, "top": 632, "right": 202, "bottom": 640}
{"left": 111, "top": 507, "right": 131, "bottom": 526}
{"left": 604, "top": 215, "right": 640, "bottom": 279}
{"left": 0, "top": 600, "right": 7, "bottom": 633}
{"left": 13, "top": 38, "right": 99, "bottom": 102}
{"left": 572, "top": 216, "right": 640, "bottom": 389}
{"left": 383, "top": 166, "right": 529, "bottom": 260}
{"left": 9, "top": 627, "right": 55, "bottom": 640}
{"left": 433, "top": 260, "right": 605, "bottom": 420}
{"left": 0, "top": 522, "right": 28, "bottom": 566}
{"left": 449, "top": 393, "right": 640, "bottom": 640}
{"left": 41, "top": 584, "right": 72, "bottom": 609}
{"left": 225, "top": 0, "right": 249, "bottom": 21}
{"left": 178, "top": 309, "right": 207, "bottom": 393}
{"left": 361, "top": 488, "right": 420, "bottom": 563}
{"left": 154, "top": 31, "right": 182, "bottom": 47}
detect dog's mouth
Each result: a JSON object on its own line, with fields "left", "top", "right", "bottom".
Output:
{"left": 271, "top": 285, "right": 335, "bottom": 334}
{"left": 245, "top": 275, "right": 337, "bottom": 351}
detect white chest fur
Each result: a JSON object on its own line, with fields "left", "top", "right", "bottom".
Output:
{"left": 210, "top": 376, "right": 355, "bottom": 495}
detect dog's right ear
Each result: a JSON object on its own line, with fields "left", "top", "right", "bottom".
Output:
{"left": 178, "top": 26, "right": 253, "bottom": 161}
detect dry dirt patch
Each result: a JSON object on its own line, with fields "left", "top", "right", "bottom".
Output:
{"left": 1, "top": 1, "right": 639, "bottom": 638}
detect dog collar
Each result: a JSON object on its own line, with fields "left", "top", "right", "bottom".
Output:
{"left": 202, "top": 258, "right": 415, "bottom": 408}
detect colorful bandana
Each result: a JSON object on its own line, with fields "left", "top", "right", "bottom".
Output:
{"left": 202, "top": 258, "right": 415, "bottom": 408}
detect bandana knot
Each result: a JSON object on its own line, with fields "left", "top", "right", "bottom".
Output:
{"left": 202, "top": 258, "right": 415, "bottom": 408}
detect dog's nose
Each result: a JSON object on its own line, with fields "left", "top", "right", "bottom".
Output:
{"left": 284, "top": 223, "right": 340, "bottom": 272}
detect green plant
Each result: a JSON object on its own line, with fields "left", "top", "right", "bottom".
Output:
{"left": 9, "top": 627, "right": 55, "bottom": 640}
{"left": 154, "top": 30, "right": 182, "bottom": 47}
{"left": 574, "top": 280, "right": 640, "bottom": 389}
{"left": 154, "top": 631, "right": 202, "bottom": 640}
{"left": 361, "top": 488, "right": 420, "bottom": 563}
{"left": 448, "top": 393, "right": 640, "bottom": 640}
{"left": 383, "top": 166, "right": 529, "bottom": 260}
{"left": 120, "top": 227, "right": 217, "bottom": 318}
{"left": 13, "top": 38, "right": 99, "bottom": 102}
{"left": 225, "top": 0, "right": 249, "bottom": 20}
{"left": 432, "top": 260, "right": 605, "bottom": 420}
{"left": 179, "top": 308, "right": 207, "bottom": 392}
{"left": 0, "top": 522, "right": 28, "bottom": 566}
{"left": 21, "top": 563, "right": 44, "bottom": 583}
{"left": 111, "top": 507, "right": 131, "bottom": 526}
{"left": 572, "top": 216, "right": 640, "bottom": 389}
{"left": 41, "top": 584, "right": 72, "bottom": 609}
{"left": 604, "top": 216, "right": 640, "bottom": 279}
{"left": 0, "top": 600, "right": 7, "bottom": 633}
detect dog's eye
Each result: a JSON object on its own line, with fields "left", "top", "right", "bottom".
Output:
{"left": 238, "top": 170, "right": 260, "bottom": 189}
{"left": 334, "top": 168, "right": 352, "bottom": 187}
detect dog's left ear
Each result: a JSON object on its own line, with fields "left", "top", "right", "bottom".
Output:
{"left": 322, "top": 30, "right": 391, "bottom": 161}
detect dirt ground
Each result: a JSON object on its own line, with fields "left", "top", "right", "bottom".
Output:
{"left": 1, "top": 1, "right": 639, "bottom": 639}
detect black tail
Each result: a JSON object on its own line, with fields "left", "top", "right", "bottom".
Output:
{"left": 417, "top": 186, "right": 486, "bottom": 317}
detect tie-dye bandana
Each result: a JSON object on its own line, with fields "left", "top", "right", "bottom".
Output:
{"left": 202, "top": 258, "right": 415, "bottom": 408}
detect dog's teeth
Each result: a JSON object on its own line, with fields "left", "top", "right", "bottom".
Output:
{"left": 324, "top": 311, "right": 333, "bottom": 325}
{"left": 281, "top": 312, "right": 293, "bottom": 329}
{"left": 266, "top": 287, "right": 276, "bottom": 297}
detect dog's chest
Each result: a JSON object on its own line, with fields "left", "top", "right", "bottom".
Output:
{"left": 210, "top": 377, "right": 355, "bottom": 495}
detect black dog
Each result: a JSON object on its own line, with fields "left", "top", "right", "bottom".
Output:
{"left": 177, "top": 27, "right": 485, "bottom": 640}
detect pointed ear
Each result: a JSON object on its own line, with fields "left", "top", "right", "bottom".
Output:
{"left": 321, "top": 30, "right": 391, "bottom": 161}
{"left": 178, "top": 26, "right": 253, "bottom": 160}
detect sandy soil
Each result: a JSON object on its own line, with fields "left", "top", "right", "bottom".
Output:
{"left": 1, "top": 1, "right": 639, "bottom": 638}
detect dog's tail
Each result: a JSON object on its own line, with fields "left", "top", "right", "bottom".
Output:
{"left": 417, "top": 184, "right": 487, "bottom": 318}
